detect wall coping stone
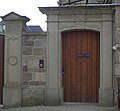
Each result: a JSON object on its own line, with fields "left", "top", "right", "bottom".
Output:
{"left": 22, "top": 32, "right": 47, "bottom": 36}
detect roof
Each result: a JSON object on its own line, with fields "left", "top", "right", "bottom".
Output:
{"left": 26, "top": 25, "right": 43, "bottom": 32}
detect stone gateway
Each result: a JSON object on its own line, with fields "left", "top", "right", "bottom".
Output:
{"left": 1, "top": 0, "right": 120, "bottom": 110}
{"left": 39, "top": 6, "right": 114, "bottom": 107}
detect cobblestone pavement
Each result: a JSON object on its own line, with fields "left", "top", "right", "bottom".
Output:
{"left": 0, "top": 103, "right": 119, "bottom": 111}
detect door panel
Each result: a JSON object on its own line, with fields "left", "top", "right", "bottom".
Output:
{"left": 62, "top": 31, "right": 100, "bottom": 102}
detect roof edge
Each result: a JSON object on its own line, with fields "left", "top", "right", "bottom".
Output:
{"left": 39, "top": 5, "right": 116, "bottom": 15}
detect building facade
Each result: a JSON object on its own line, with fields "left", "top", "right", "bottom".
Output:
{"left": 0, "top": 0, "right": 120, "bottom": 109}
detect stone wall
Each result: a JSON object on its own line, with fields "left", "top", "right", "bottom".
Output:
{"left": 114, "top": 6, "right": 120, "bottom": 108}
{"left": 21, "top": 32, "right": 47, "bottom": 106}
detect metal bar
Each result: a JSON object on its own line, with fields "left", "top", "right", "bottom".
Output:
{"left": 78, "top": 54, "right": 91, "bottom": 58}
{"left": 62, "top": 0, "right": 84, "bottom": 5}
{"left": 68, "top": 0, "right": 71, "bottom": 5}
{"left": 86, "top": 0, "right": 88, "bottom": 4}
{"left": 103, "top": 0, "right": 110, "bottom": 4}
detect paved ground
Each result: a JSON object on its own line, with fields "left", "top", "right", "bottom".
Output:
{"left": 0, "top": 103, "right": 119, "bottom": 111}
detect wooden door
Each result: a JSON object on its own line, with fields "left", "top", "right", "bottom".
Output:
{"left": 0, "top": 35, "right": 4, "bottom": 104}
{"left": 62, "top": 30, "right": 100, "bottom": 103}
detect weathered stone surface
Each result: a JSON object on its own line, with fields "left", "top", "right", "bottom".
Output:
{"left": 33, "top": 48, "right": 45, "bottom": 55}
{"left": 22, "top": 81, "right": 28, "bottom": 86}
{"left": 39, "top": 82, "right": 46, "bottom": 85}
{"left": 22, "top": 34, "right": 47, "bottom": 92}
{"left": 27, "top": 58, "right": 38, "bottom": 68}
{"left": 115, "top": 29, "right": 120, "bottom": 44}
{"left": 23, "top": 65, "right": 28, "bottom": 72}
{"left": 3, "top": 12, "right": 27, "bottom": 107}
{"left": 114, "top": 51, "right": 120, "bottom": 64}
{"left": 22, "top": 87, "right": 45, "bottom": 106}
{"left": 29, "top": 81, "right": 40, "bottom": 86}
{"left": 34, "top": 73, "right": 46, "bottom": 82}
{"left": 39, "top": 68, "right": 46, "bottom": 72}
{"left": 113, "top": 5, "right": 120, "bottom": 108}
{"left": 115, "top": 63, "right": 120, "bottom": 75}
{"left": 23, "top": 36, "right": 36, "bottom": 41}
{"left": 34, "top": 39, "right": 46, "bottom": 48}
{"left": 22, "top": 73, "right": 32, "bottom": 81}
{"left": 23, "top": 47, "right": 32, "bottom": 55}
{"left": 115, "top": 11, "right": 120, "bottom": 28}
{"left": 27, "top": 68, "right": 46, "bottom": 72}
{"left": 25, "top": 57, "right": 46, "bottom": 72}
{"left": 23, "top": 41, "right": 34, "bottom": 46}
{"left": 23, "top": 35, "right": 46, "bottom": 41}
{"left": 28, "top": 68, "right": 40, "bottom": 72}
{"left": 6, "top": 23, "right": 21, "bottom": 34}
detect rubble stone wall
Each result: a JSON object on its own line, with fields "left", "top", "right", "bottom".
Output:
{"left": 114, "top": 6, "right": 120, "bottom": 107}
{"left": 21, "top": 32, "right": 47, "bottom": 106}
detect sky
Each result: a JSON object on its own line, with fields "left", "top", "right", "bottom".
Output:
{"left": 0, "top": 0, "right": 58, "bottom": 31}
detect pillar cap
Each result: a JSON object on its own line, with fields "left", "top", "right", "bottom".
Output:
{"left": 1, "top": 11, "right": 30, "bottom": 22}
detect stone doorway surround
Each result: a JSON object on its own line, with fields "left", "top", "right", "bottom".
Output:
{"left": 39, "top": 6, "right": 114, "bottom": 106}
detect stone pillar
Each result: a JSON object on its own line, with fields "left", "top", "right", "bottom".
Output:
{"left": 99, "top": 14, "right": 113, "bottom": 106}
{"left": 2, "top": 12, "right": 29, "bottom": 107}
{"left": 46, "top": 15, "right": 62, "bottom": 105}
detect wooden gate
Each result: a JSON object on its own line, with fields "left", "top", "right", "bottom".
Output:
{"left": 0, "top": 35, "right": 4, "bottom": 104}
{"left": 62, "top": 30, "right": 100, "bottom": 103}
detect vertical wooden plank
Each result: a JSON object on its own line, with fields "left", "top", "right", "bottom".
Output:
{"left": 77, "top": 31, "right": 81, "bottom": 101}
